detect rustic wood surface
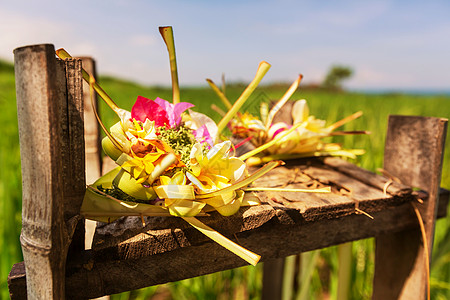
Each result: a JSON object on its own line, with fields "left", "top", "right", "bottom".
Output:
{"left": 11, "top": 44, "right": 87, "bottom": 300}
{"left": 91, "top": 157, "right": 412, "bottom": 253}
{"left": 13, "top": 44, "right": 67, "bottom": 300}
{"left": 262, "top": 258, "right": 285, "bottom": 300}
{"left": 62, "top": 58, "right": 86, "bottom": 255}
{"left": 8, "top": 186, "right": 449, "bottom": 299}
{"left": 74, "top": 189, "right": 448, "bottom": 299}
{"left": 8, "top": 157, "right": 450, "bottom": 299}
{"left": 9, "top": 155, "right": 449, "bottom": 299}
{"left": 373, "top": 115, "right": 448, "bottom": 300}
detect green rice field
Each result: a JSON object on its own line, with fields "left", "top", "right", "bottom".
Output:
{"left": 0, "top": 59, "right": 449, "bottom": 299}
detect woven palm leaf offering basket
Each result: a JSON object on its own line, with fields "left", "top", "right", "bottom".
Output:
{"left": 207, "top": 75, "right": 367, "bottom": 166}
{"left": 57, "top": 26, "right": 366, "bottom": 266}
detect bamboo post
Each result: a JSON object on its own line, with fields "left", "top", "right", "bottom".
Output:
{"left": 14, "top": 44, "right": 86, "bottom": 299}
{"left": 373, "top": 115, "right": 448, "bottom": 299}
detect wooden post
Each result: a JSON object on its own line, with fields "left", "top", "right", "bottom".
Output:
{"left": 373, "top": 115, "right": 447, "bottom": 299}
{"left": 80, "top": 57, "right": 102, "bottom": 184}
{"left": 79, "top": 57, "right": 102, "bottom": 250}
{"left": 14, "top": 44, "right": 85, "bottom": 299}
{"left": 262, "top": 258, "right": 285, "bottom": 300}
{"left": 260, "top": 100, "right": 294, "bottom": 300}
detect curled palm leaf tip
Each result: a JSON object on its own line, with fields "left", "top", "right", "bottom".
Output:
{"left": 56, "top": 26, "right": 343, "bottom": 266}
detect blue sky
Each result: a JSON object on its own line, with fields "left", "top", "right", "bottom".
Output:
{"left": 1, "top": 0, "right": 449, "bottom": 90}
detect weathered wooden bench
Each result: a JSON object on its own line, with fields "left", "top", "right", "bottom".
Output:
{"left": 7, "top": 44, "right": 449, "bottom": 299}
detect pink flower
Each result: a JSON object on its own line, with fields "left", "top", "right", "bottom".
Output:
{"left": 131, "top": 96, "right": 194, "bottom": 128}
{"left": 154, "top": 98, "right": 194, "bottom": 128}
{"left": 193, "top": 124, "right": 214, "bottom": 148}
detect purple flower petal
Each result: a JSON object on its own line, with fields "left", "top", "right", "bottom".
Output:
{"left": 155, "top": 97, "right": 194, "bottom": 128}
{"left": 194, "top": 124, "right": 214, "bottom": 148}
{"left": 173, "top": 102, "right": 195, "bottom": 126}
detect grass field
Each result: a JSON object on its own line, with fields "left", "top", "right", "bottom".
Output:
{"left": 0, "top": 59, "right": 449, "bottom": 299}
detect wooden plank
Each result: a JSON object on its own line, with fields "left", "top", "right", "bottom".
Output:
{"left": 66, "top": 199, "right": 440, "bottom": 298}
{"left": 323, "top": 157, "right": 411, "bottom": 196}
{"left": 91, "top": 159, "right": 415, "bottom": 255}
{"left": 13, "top": 44, "right": 68, "bottom": 300}
{"left": 373, "top": 115, "right": 448, "bottom": 300}
{"left": 383, "top": 116, "right": 447, "bottom": 192}
{"left": 92, "top": 204, "right": 277, "bottom": 253}
{"left": 301, "top": 164, "right": 389, "bottom": 201}
{"left": 61, "top": 58, "right": 85, "bottom": 218}
{"left": 8, "top": 186, "right": 449, "bottom": 299}
{"left": 8, "top": 263, "right": 27, "bottom": 300}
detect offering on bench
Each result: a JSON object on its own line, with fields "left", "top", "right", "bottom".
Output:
{"left": 56, "top": 26, "right": 364, "bottom": 265}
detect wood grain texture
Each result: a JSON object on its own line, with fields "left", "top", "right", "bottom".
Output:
{"left": 91, "top": 158, "right": 413, "bottom": 253}
{"left": 7, "top": 168, "right": 449, "bottom": 299}
{"left": 8, "top": 188, "right": 449, "bottom": 300}
{"left": 61, "top": 58, "right": 85, "bottom": 218}
{"left": 10, "top": 44, "right": 86, "bottom": 300}
{"left": 14, "top": 44, "right": 68, "bottom": 300}
{"left": 67, "top": 197, "right": 447, "bottom": 299}
{"left": 323, "top": 157, "right": 411, "bottom": 196}
{"left": 62, "top": 58, "right": 86, "bottom": 254}
{"left": 262, "top": 258, "right": 285, "bottom": 300}
{"left": 373, "top": 115, "right": 448, "bottom": 300}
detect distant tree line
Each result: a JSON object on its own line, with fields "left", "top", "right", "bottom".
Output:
{"left": 321, "top": 65, "right": 353, "bottom": 90}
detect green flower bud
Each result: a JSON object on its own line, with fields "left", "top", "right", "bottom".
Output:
{"left": 102, "top": 136, "right": 123, "bottom": 161}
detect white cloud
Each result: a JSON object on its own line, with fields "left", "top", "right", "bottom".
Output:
{"left": 0, "top": 9, "right": 71, "bottom": 61}
{"left": 1, "top": 1, "right": 449, "bottom": 89}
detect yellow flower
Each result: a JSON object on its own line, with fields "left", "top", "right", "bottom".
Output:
{"left": 102, "top": 118, "right": 158, "bottom": 160}
{"left": 154, "top": 171, "right": 205, "bottom": 217}
{"left": 121, "top": 152, "right": 164, "bottom": 184}
{"left": 187, "top": 141, "right": 246, "bottom": 194}
{"left": 120, "top": 137, "right": 183, "bottom": 183}
{"left": 266, "top": 100, "right": 332, "bottom": 154}
{"left": 230, "top": 99, "right": 334, "bottom": 155}
{"left": 159, "top": 170, "right": 187, "bottom": 185}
